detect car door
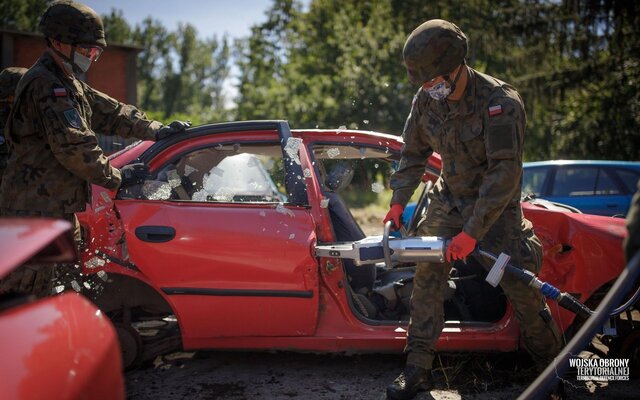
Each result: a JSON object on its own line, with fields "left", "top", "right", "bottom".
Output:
{"left": 113, "top": 121, "right": 320, "bottom": 341}
{"left": 547, "top": 165, "right": 627, "bottom": 216}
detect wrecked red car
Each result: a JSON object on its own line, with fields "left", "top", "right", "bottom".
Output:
{"left": 0, "top": 218, "right": 124, "bottom": 399}
{"left": 76, "top": 121, "right": 630, "bottom": 368}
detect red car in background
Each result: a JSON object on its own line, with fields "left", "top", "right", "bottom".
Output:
{"left": 0, "top": 219, "right": 123, "bottom": 400}
{"left": 75, "top": 121, "right": 633, "bottom": 369}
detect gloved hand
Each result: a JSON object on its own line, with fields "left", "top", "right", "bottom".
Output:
{"left": 119, "top": 163, "right": 150, "bottom": 188}
{"left": 383, "top": 204, "right": 404, "bottom": 229}
{"left": 446, "top": 231, "right": 477, "bottom": 262}
{"left": 155, "top": 120, "right": 191, "bottom": 141}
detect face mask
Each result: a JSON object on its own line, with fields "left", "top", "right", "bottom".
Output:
{"left": 52, "top": 46, "right": 92, "bottom": 75}
{"left": 425, "top": 80, "right": 452, "bottom": 101}
{"left": 424, "top": 63, "right": 466, "bottom": 101}
{"left": 72, "top": 52, "right": 92, "bottom": 73}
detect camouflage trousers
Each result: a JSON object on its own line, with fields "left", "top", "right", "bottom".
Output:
{"left": 405, "top": 198, "right": 562, "bottom": 370}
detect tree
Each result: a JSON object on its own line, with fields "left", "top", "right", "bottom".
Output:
{"left": 0, "top": 0, "right": 49, "bottom": 32}
{"left": 161, "top": 23, "right": 230, "bottom": 120}
{"left": 101, "top": 8, "right": 133, "bottom": 45}
{"left": 132, "top": 17, "right": 171, "bottom": 112}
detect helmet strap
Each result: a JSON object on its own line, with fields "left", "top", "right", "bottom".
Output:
{"left": 446, "top": 59, "right": 466, "bottom": 95}
{"left": 48, "top": 41, "right": 82, "bottom": 75}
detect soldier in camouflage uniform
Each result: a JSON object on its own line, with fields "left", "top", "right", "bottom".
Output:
{"left": 0, "top": 1, "right": 189, "bottom": 297}
{"left": 383, "top": 20, "right": 562, "bottom": 399}
{"left": 624, "top": 181, "right": 640, "bottom": 263}
{"left": 0, "top": 67, "right": 27, "bottom": 187}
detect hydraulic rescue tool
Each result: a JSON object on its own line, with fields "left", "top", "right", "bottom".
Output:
{"left": 316, "top": 221, "right": 639, "bottom": 320}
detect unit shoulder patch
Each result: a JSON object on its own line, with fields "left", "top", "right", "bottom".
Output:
{"left": 62, "top": 108, "right": 84, "bottom": 129}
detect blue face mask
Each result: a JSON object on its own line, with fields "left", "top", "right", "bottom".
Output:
{"left": 424, "top": 63, "right": 466, "bottom": 101}
{"left": 425, "top": 80, "right": 452, "bottom": 101}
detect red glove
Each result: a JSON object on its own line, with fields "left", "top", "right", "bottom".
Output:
{"left": 383, "top": 204, "right": 404, "bottom": 229}
{"left": 446, "top": 231, "right": 477, "bottom": 261}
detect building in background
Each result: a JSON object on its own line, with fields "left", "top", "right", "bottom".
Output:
{"left": 0, "top": 29, "right": 141, "bottom": 153}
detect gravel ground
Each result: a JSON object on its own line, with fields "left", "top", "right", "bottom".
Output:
{"left": 125, "top": 349, "right": 636, "bottom": 399}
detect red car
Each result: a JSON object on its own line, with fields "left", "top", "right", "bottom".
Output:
{"left": 0, "top": 219, "right": 124, "bottom": 399}
{"left": 76, "top": 121, "right": 630, "bottom": 368}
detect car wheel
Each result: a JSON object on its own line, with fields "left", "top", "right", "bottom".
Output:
{"left": 115, "top": 322, "right": 143, "bottom": 370}
{"left": 0, "top": 264, "right": 55, "bottom": 298}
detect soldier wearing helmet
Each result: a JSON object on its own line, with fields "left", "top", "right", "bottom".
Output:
{"left": 384, "top": 20, "right": 563, "bottom": 399}
{"left": 0, "top": 67, "right": 27, "bottom": 186}
{"left": 0, "top": 1, "right": 189, "bottom": 297}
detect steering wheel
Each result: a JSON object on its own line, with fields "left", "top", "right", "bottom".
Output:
{"left": 406, "top": 180, "right": 433, "bottom": 237}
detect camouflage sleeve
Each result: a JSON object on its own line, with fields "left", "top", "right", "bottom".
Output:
{"left": 624, "top": 181, "right": 640, "bottom": 263}
{"left": 83, "top": 83, "right": 162, "bottom": 140}
{"left": 33, "top": 78, "right": 122, "bottom": 190}
{"left": 464, "top": 95, "right": 524, "bottom": 240}
{"left": 390, "top": 93, "right": 433, "bottom": 206}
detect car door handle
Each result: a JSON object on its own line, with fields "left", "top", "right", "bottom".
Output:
{"left": 135, "top": 226, "right": 176, "bottom": 243}
{"left": 606, "top": 203, "right": 618, "bottom": 208}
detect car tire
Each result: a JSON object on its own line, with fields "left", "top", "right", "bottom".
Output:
{"left": 0, "top": 264, "right": 55, "bottom": 298}
{"left": 115, "top": 323, "right": 143, "bottom": 370}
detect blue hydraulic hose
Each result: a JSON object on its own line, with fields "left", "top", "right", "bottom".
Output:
{"left": 477, "top": 248, "right": 594, "bottom": 319}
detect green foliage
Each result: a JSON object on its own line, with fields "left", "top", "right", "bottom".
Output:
{"left": 3, "top": 0, "right": 637, "bottom": 163}
{"left": 102, "top": 13, "right": 231, "bottom": 122}
{"left": 101, "top": 8, "right": 133, "bottom": 45}
{"left": 236, "top": 0, "right": 639, "bottom": 161}
{"left": 0, "top": 0, "right": 49, "bottom": 32}
{"left": 236, "top": 0, "right": 409, "bottom": 134}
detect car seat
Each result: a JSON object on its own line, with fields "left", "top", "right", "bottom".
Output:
{"left": 323, "top": 162, "right": 376, "bottom": 291}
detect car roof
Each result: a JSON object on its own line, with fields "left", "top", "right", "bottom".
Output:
{"left": 524, "top": 160, "right": 640, "bottom": 168}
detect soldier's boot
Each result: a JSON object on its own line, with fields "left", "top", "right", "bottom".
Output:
{"left": 386, "top": 364, "right": 433, "bottom": 400}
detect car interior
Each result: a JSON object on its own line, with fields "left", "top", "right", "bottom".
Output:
{"left": 313, "top": 144, "right": 506, "bottom": 324}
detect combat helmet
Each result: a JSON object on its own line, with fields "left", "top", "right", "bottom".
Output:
{"left": 403, "top": 19, "right": 467, "bottom": 85}
{"left": 0, "top": 67, "right": 27, "bottom": 99}
{"left": 39, "top": 0, "right": 106, "bottom": 47}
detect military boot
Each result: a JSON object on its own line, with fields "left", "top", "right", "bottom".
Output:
{"left": 386, "top": 364, "right": 433, "bottom": 400}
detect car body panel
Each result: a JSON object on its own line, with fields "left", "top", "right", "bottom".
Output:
{"left": 76, "top": 121, "right": 627, "bottom": 357}
{"left": 0, "top": 294, "right": 124, "bottom": 400}
{"left": 116, "top": 200, "right": 319, "bottom": 342}
{"left": 0, "top": 218, "right": 76, "bottom": 278}
{"left": 0, "top": 219, "right": 123, "bottom": 400}
{"left": 522, "top": 203, "right": 627, "bottom": 331}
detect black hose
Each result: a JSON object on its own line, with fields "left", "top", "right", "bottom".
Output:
{"left": 517, "top": 250, "right": 640, "bottom": 400}
{"left": 609, "top": 284, "right": 640, "bottom": 317}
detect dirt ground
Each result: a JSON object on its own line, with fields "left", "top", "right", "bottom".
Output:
{"left": 125, "top": 349, "right": 636, "bottom": 399}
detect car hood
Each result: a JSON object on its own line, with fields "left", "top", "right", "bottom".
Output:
{"left": 0, "top": 219, "right": 77, "bottom": 279}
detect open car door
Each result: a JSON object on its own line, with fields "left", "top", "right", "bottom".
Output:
{"left": 113, "top": 121, "right": 319, "bottom": 345}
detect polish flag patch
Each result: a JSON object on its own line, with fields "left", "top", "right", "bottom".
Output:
{"left": 488, "top": 104, "right": 502, "bottom": 116}
{"left": 53, "top": 87, "right": 67, "bottom": 97}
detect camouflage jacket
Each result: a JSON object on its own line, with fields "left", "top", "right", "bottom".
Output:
{"left": 0, "top": 105, "right": 10, "bottom": 183}
{"left": 624, "top": 181, "right": 640, "bottom": 263}
{"left": 390, "top": 67, "right": 529, "bottom": 240}
{"left": 0, "top": 52, "right": 162, "bottom": 215}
